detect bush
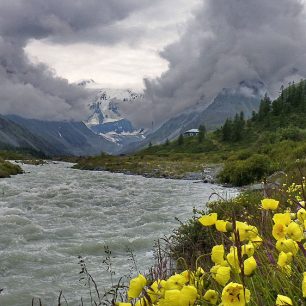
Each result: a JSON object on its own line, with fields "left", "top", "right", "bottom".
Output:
{"left": 0, "top": 159, "right": 23, "bottom": 178}
{"left": 277, "top": 126, "right": 305, "bottom": 141}
{"left": 218, "top": 154, "right": 274, "bottom": 186}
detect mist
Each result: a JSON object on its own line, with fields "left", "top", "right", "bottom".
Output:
{"left": 124, "top": 0, "right": 306, "bottom": 128}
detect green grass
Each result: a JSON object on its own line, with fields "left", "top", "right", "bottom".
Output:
{"left": 0, "top": 158, "right": 23, "bottom": 178}
{"left": 74, "top": 80, "right": 306, "bottom": 186}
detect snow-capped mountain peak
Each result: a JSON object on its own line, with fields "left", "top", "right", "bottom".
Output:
{"left": 77, "top": 80, "right": 145, "bottom": 146}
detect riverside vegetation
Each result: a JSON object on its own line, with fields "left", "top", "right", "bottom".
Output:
{"left": 0, "top": 157, "right": 23, "bottom": 178}
{"left": 4, "top": 81, "right": 306, "bottom": 304}
{"left": 69, "top": 81, "right": 306, "bottom": 305}
{"left": 115, "top": 177, "right": 306, "bottom": 306}
{"left": 75, "top": 80, "right": 306, "bottom": 187}
{"left": 0, "top": 149, "right": 46, "bottom": 177}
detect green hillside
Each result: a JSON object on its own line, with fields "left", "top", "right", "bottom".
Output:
{"left": 75, "top": 80, "right": 306, "bottom": 186}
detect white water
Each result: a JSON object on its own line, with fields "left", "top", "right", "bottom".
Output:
{"left": 0, "top": 162, "right": 236, "bottom": 305}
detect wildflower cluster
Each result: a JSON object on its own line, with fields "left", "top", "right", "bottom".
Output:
{"left": 118, "top": 194, "right": 306, "bottom": 306}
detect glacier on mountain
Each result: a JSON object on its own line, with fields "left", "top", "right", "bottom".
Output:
{"left": 77, "top": 79, "right": 145, "bottom": 146}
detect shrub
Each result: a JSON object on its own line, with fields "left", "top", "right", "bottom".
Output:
{"left": 218, "top": 154, "right": 274, "bottom": 186}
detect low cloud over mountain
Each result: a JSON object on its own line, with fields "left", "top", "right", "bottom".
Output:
{"left": 126, "top": 0, "right": 306, "bottom": 128}
{"left": 0, "top": 0, "right": 158, "bottom": 120}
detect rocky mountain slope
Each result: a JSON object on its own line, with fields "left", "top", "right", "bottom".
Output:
{"left": 4, "top": 115, "right": 119, "bottom": 156}
{"left": 122, "top": 80, "right": 264, "bottom": 153}
{"left": 78, "top": 80, "right": 145, "bottom": 145}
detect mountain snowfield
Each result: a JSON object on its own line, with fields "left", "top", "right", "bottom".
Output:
{"left": 78, "top": 79, "right": 146, "bottom": 145}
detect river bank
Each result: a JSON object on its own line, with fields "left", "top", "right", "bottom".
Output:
{"left": 0, "top": 159, "right": 23, "bottom": 178}
{"left": 0, "top": 161, "right": 237, "bottom": 305}
{"left": 73, "top": 154, "right": 224, "bottom": 184}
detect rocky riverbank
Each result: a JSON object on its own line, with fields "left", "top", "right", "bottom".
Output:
{"left": 75, "top": 162, "right": 223, "bottom": 184}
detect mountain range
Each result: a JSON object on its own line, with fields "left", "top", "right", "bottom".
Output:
{"left": 78, "top": 80, "right": 145, "bottom": 146}
{"left": 121, "top": 80, "right": 265, "bottom": 153}
{"left": 0, "top": 80, "right": 264, "bottom": 156}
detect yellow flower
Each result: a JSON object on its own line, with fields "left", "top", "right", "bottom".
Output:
{"left": 116, "top": 303, "right": 132, "bottom": 306}
{"left": 204, "top": 289, "right": 219, "bottom": 305}
{"left": 159, "top": 289, "right": 181, "bottom": 306}
{"left": 251, "top": 235, "right": 263, "bottom": 248}
{"left": 241, "top": 242, "right": 255, "bottom": 257}
{"left": 272, "top": 223, "right": 287, "bottom": 240}
{"left": 276, "top": 239, "right": 299, "bottom": 255}
{"left": 243, "top": 256, "right": 257, "bottom": 276}
{"left": 211, "top": 245, "right": 225, "bottom": 264}
{"left": 148, "top": 279, "right": 166, "bottom": 302}
{"left": 275, "top": 294, "right": 293, "bottom": 305}
{"left": 135, "top": 298, "right": 148, "bottom": 306}
{"left": 211, "top": 265, "right": 231, "bottom": 286}
{"left": 199, "top": 213, "right": 218, "bottom": 226}
{"left": 303, "top": 272, "right": 306, "bottom": 298}
{"left": 180, "top": 285, "right": 198, "bottom": 306}
{"left": 127, "top": 274, "right": 146, "bottom": 300}
{"left": 215, "top": 220, "right": 229, "bottom": 232}
{"left": 261, "top": 198, "right": 279, "bottom": 210}
{"left": 221, "top": 282, "right": 250, "bottom": 306}
{"left": 227, "top": 247, "right": 241, "bottom": 273}
{"left": 277, "top": 251, "right": 293, "bottom": 267}
{"left": 234, "top": 222, "right": 258, "bottom": 241}
{"left": 180, "top": 270, "right": 191, "bottom": 282}
{"left": 287, "top": 221, "right": 303, "bottom": 242}
{"left": 297, "top": 208, "right": 306, "bottom": 222}
{"left": 273, "top": 212, "right": 291, "bottom": 225}
{"left": 159, "top": 286, "right": 197, "bottom": 306}
{"left": 282, "top": 264, "right": 292, "bottom": 276}
{"left": 165, "top": 273, "right": 187, "bottom": 290}
{"left": 195, "top": 266, "right": 205, "bottom": 277}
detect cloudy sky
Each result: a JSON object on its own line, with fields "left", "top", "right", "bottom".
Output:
{"left": 1, "top": 0, "right": 306, "bottom": 125}
{"left": 25, "top": 0, "right": 200, "bottom": 90}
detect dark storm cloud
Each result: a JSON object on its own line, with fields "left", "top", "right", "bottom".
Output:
{"left": 126, "top": 0, "right": 306, "bottom": 128}
{"left": 0, "top": 0, "right": 153, "bottom": 44}
{"left": 0, "top": 0, "right": 155, "bottom": 120}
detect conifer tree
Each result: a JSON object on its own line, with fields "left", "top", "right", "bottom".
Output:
{"left": 178, "top": 134, "right": 184, "bottom": 145}
{"left": 198, "top": 125, "right": 206, "bottom": 143}
{"left": 221, "top": 119, "right": 232, "bottom": 141}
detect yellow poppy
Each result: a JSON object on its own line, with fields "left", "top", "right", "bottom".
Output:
{"left": 211, "top": 245, "right": 225, "bottom": 264}
{"left": 159, "top": 289, "right": 181, "bottom": 306}
{"left": 243, "top": 256, "right": 257, "bottom": 276}
{"left": 272, "top": 223, "right": 287, "bottom": 240}
{"left": 275, "top": 294, "right": 293, "bottom": 305}
{"left": 204, "top": 289, "right": 219, "bottom": 305}
{"left": 261, "top": 198, "right": 279, "bottom": 210}
{"left": 221, "top": 282, "right": 250, "bottom": 306}
{"left": 303, "top": 272, "right": 306, "bottom": 298}
{"left": 287, "top": 221, "right": 303, "bottom": 242}
{"left": 297, "top": 208, "right": 306, "bottom": 222}
{"left": 241, "top": 242, "right": 255, "bottom": 257}
{"left": 227, "top": 248, "right": 241, "bottom": 273}
{"left": 276, "top": 239, "right": 299, "bottom": 255}
{"left": 148, "top": 279, "right": 166, "bottom": 302}
{"left": 215, "top": 220, "right": 229, "bottom": 232}
{"left": 180, "top": 285, "right": 198, "bottom": 306}
{"left": 199, "top": 213, "right": 218, "bottom": 226}
{"left": 277, "top": 251, "right": 293, "bottom": 267}
{"left": 165, "top": 273, "right": 187, "bottom": 290}
{"left": 211, "top": 265, "right": 231, "bottom": 286}
{"left": 273, "top": 212, "right": 291, "bottom": 225}
{"left": 127, "top": 274, "right": 146, "bottom": 300}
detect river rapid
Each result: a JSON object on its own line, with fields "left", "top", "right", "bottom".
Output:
{"left": 0, "top": 162, "right": 237, "bottom": 305}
